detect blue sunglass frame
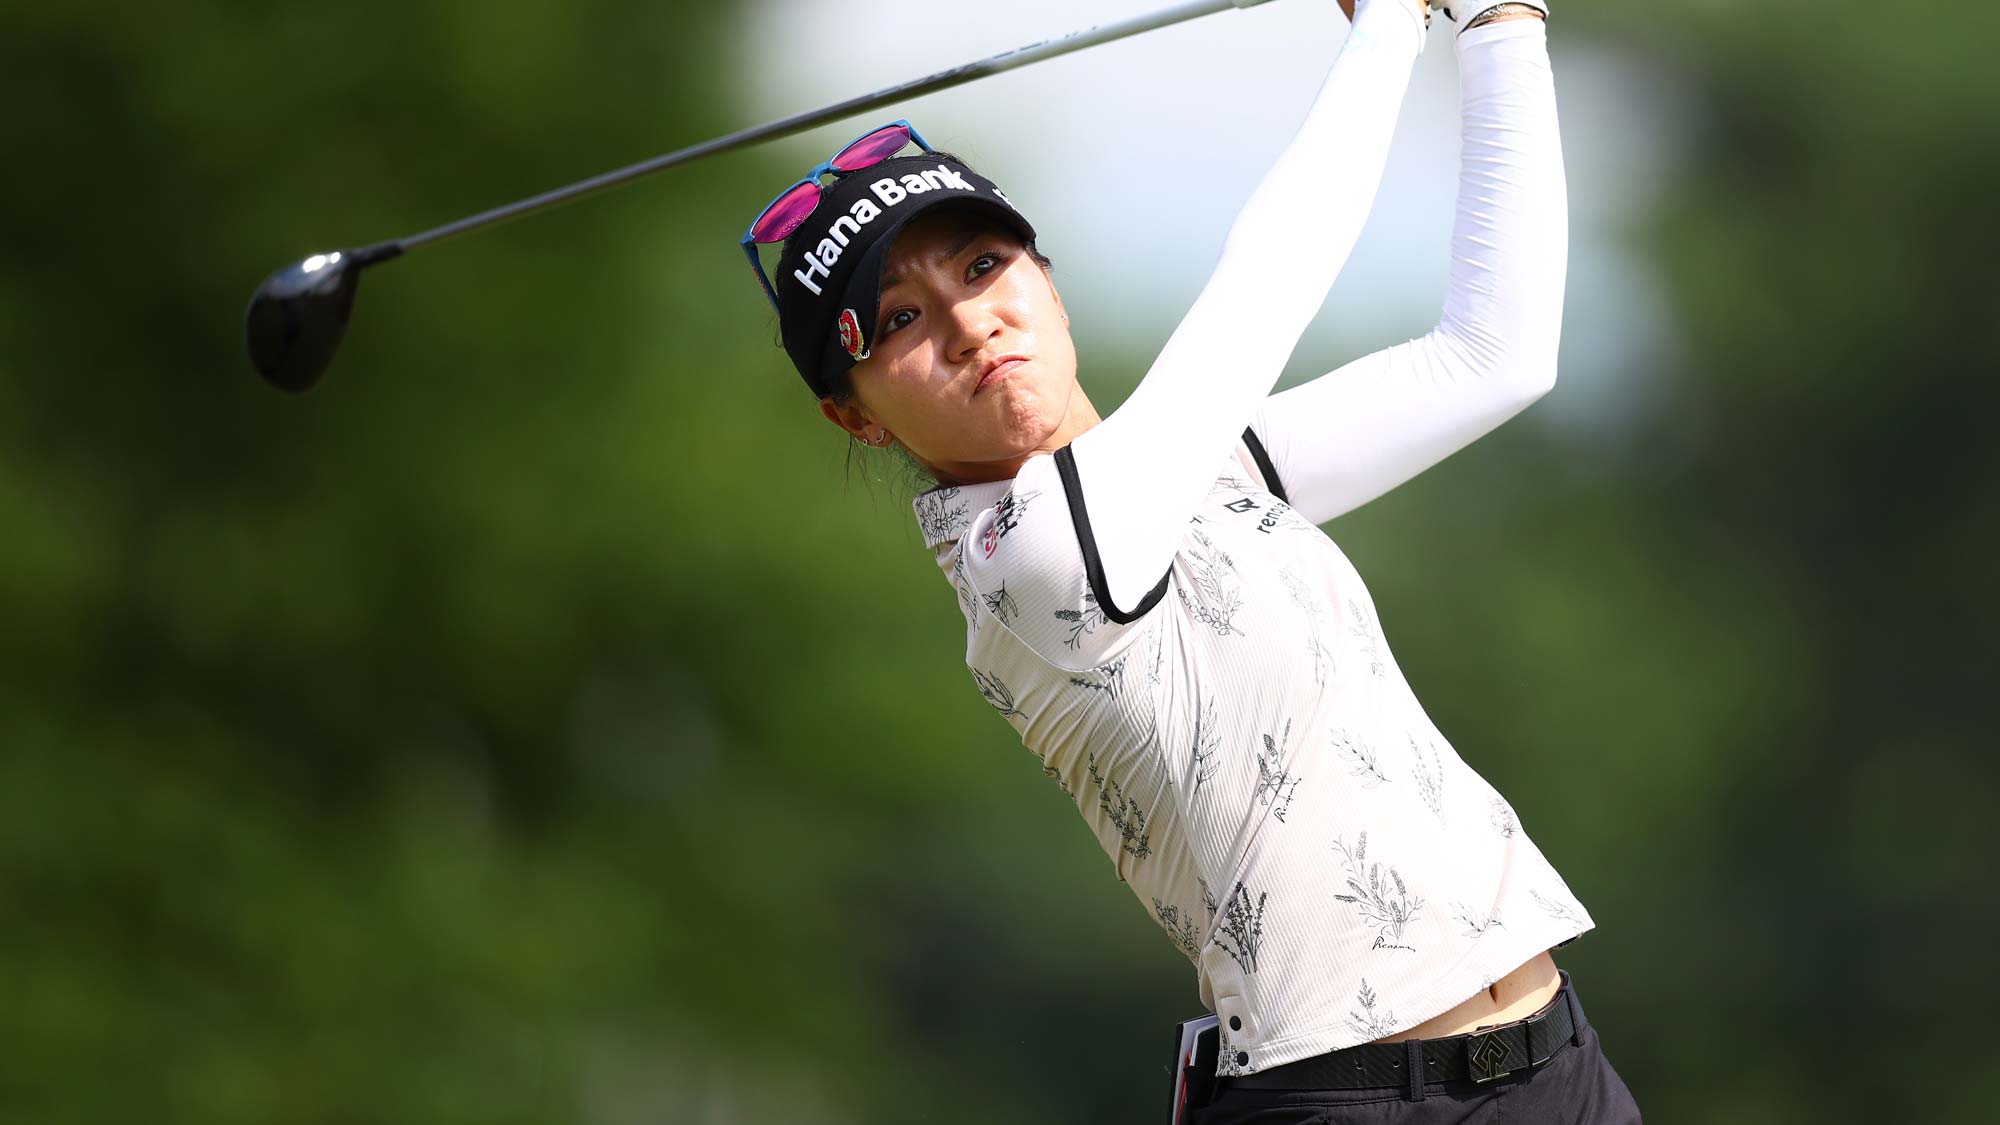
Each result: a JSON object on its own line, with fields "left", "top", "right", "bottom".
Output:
{"left": 739, "top": 119, "right": 935, "bottom": 314}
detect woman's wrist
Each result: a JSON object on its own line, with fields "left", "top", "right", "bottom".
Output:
{"left": 1466, "top": 2, "right": 1545, "bottom": 28}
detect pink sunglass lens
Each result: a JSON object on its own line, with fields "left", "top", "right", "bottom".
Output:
{"left": 752, "top": 181, "right": 823, "bottom": 243}
{"left": 830, "top": 125, "right": 912, "bottom": 172}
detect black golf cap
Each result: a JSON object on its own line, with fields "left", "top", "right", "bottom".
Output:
{"left": 774, "top": 153, "right": 1036, "bottom": 397}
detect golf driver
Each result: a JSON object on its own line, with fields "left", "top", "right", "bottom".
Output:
{"left": 245, "top": 0, "right": 1281, "bottom": 392}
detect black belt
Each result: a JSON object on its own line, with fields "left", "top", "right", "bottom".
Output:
{"left": 1227, "top": 974, "right": 1586, "bottom": 1093}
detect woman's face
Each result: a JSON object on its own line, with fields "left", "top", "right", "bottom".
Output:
{"left": 818, "top": 208, "right": 1093, "bottom": 486}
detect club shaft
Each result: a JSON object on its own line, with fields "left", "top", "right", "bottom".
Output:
{"left": 362, "top": 0, "right": 1277, "bottom": 261}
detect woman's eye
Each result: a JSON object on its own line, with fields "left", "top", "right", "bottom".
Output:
{"left": 880, "top": 255, "right": 1004, "bottom": 336}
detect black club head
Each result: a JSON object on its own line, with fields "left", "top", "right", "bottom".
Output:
{"left": 244, "top": 250, "right": 364, "bottom": 392}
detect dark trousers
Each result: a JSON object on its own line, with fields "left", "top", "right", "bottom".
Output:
{"left": 1189, "top": 972, "right": 1642, "bottom": 1124}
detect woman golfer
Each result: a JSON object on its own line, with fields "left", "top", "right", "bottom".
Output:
{"left": 743, "top": 0, "right": 1639, "bottom": 1118}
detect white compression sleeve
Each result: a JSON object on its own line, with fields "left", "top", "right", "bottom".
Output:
{"left": 1250, "top": 17, "right": 1567, "bottom": 526}
{"left": 1063, "top": 0, "right": 1427, "bottom": 612}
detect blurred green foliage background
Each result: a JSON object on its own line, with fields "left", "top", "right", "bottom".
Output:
{"left": 2, "top": 0, "right": 1995, "bottom": 1122}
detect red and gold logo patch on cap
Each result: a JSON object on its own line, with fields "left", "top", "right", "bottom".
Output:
{"left": 836, "top": 308, "right": 869, "bottom": 361}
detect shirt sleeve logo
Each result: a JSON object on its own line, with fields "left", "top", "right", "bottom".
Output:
{"left": 979, "top": 489, "right": 1039, "bottom": 558}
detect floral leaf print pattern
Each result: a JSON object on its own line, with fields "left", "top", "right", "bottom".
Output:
{"left": 1041, "top": 762, "right": 1074, "bottom": 798}
{"left": 1332, "top": 832, "right": 1425, "bottom": 952}
{"left": 1253, "top": 721, "right": 1302, "bottom": 822}
{"left": 970, "top": 667, "right": 1021, "bottom": 717}
{"left": 1052, "top": 587, "right": 1108, "bottom": 650}
{"left": 951, "top": 552, "right": 977, "bottom": 632}
{"left": 1489, "top": 795, "right": 1519, "bottom": 839}
{"left": 1279, "top": 569, "right": 1332, "bottom": 686}
{"left": 1152, "top": 898, "right": 1203, "bottom": 959}
{"left": 1199, "top": 876, "right": 1218, "bottom": 920}
{"left": 915, "top": 487, "right": 969, "bottom": 542}
{"left": 1068, "top": 654, "right": 1128, "bottom": 699}
{"left": 982, "top": 582, "right": 1019, "bottom": 625}
{"left": 1347, "top": 599, "right": 1385, "bottom": 677}
{"left": 1532, "top": 889, "right": 1586, "bottom": 927}
{"left": 1189, "top": 695, "right": 1223, "bottom": 794}
{"left": 1144, "top": 622, "right": 1166, "bottom": 686}
{"left": 1452, "top": 902, "right": 1504, "bottom": 938}
{"left": 1214, "top": 881, "right": 1269, "bottom": 974}
{"left": 1408, "top": 735, "right": 1446, "bottom": 826}
{"left": 1085, "top": 754, "right": 1152, "bottom": 860}
{"left": 1332, "top": 729, "right": 1390, "bottom": 789}
{"left": 1345, "top": 978, "right": 1397, "bottom": 1041}
{"left": 1177, "top": 529, "right": 1245, "bottom": 636}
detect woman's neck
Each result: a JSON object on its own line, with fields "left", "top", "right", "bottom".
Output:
{"left": 929, "top": 388, "right": 1102, "bottom": 487}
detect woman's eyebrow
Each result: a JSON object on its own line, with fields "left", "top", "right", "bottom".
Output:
{"left": 881, "top": 232, "right": 983, "bottom": 294}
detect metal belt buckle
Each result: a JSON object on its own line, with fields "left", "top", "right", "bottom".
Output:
{"left": 1465, "top": 1030, "right": 1513, "bottom": 1083}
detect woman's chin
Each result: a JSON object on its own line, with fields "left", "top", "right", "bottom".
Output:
{"left": 993, "top": 382, "right": 1066, "bottom": 435}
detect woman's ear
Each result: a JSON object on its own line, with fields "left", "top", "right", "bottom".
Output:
{"left": 820, "top": 396, "right": 891, "bottom": 447}
{"left": 819, "top": 396, "right": 865, "bottom": 438}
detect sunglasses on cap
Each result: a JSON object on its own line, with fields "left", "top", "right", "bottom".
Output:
{"left": 738, "top": 119, "right": 936, "bottom": 313}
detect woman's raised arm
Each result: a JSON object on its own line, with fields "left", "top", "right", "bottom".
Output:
{"left": 1249, "top": 14, "right": 1567, "bottom": 526}
{"left": 1052, "top": 0, "right": 1429, "bottom": 612}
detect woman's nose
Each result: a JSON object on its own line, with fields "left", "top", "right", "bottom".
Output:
{"left": 948, "top": 298, "right": 1004, "bottom": 357}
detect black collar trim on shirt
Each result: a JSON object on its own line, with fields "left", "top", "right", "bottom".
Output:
{"left": 1052, "top": 445, "right": 1172, "bottom": 625}
{"left": 1242, "top": 426, "right": 1290, "bottom": 505}
{"left": 914, "top": 427, "right": 1280, "bottom": 619}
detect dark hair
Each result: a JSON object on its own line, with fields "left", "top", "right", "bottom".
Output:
{"left": 784, "top": 152, "right": 1064, "bottom": 490}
